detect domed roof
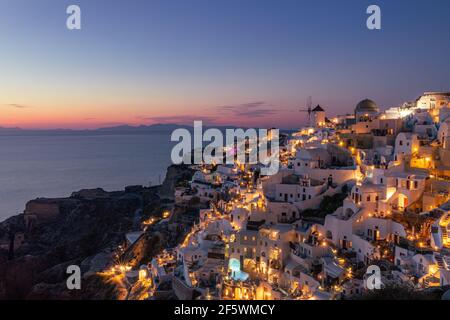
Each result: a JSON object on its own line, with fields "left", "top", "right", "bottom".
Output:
{"left": 355, "top": 99, "right": 379, "bottom": 114}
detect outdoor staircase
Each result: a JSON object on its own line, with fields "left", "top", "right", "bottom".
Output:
{"left": 423, "top": 276, "right": 433, "bottom": 288}
{"left": 435, "top": 254, "right": 445, "bottom": 269}
{"left": 440, "top": 214, "right": 450, "bottom": 248}
{"left": 434, "top": 254, "right": 450, "bottom": 271}
{"left": 444, "top": 256, "right": 450, "bottom": 271}
{"left": 422, "top": 273, "right": 441, "bottom": 288}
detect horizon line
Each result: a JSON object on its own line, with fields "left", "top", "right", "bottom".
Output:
{"left": 0, "top": 123, "right": 301, "bottom": 132}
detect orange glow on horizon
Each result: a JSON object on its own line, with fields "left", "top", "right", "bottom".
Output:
{"left": 1, "top": 110, "right": 300, "bottom": 130}
{"left": 1, "top": 97, "right": 302, "bottom": 129}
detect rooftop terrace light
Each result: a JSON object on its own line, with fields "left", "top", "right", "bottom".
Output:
{"left": 138, "top": 269, "right": 147, "bottom": 281}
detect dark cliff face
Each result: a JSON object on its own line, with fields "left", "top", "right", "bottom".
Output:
{"left": 0, "top": 190, "right": 143, "bottom": 299}
{"left": 159, "top": 164, "right": 195, "bottom": 200}
{"left": 0, "top": 164, "right": 195, "bottom": 300}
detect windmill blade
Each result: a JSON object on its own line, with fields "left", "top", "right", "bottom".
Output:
{"left": 299, "top": 96, "right": 313, "bottom": 126}
{"left": 307, "top": 96, "right": 312, "bottom": 126}
{"left": 307, "top": 96, "right": 312, "bottom": 110}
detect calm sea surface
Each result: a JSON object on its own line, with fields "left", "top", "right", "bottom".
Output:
{"left": 0, "top": 133, "right": 175, "bottom": 222}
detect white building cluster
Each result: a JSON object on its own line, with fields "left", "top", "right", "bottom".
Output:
{"left": 162, "top": 92, "right": 450, "bottom": 300}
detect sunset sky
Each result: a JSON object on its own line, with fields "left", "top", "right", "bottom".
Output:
{"left": 1, "top": 0, "right": 449, "bottom": 129}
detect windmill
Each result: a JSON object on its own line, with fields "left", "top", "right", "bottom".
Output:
{"left": 299, "top": 96, "right": 312, "bottom": 127}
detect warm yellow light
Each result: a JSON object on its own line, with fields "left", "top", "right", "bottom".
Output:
{"left": 139, "top": 269, "right": 147, "bottom": 280}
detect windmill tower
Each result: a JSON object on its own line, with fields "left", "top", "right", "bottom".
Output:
{"left": 311, "top": 104, "right": 325, "bottom": 128}
{"left": 299, "top": 96, "right": 312, "bottom": 127}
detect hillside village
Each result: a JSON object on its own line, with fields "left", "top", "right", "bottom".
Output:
{"left": 103, "top": 92, "right": 450, "bottom": 300}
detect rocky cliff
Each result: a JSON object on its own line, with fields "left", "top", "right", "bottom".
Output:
{"left": 0, "top": 190, "right": 142, "bottom": 299}
{"left": 159, "top": 164, "right": 195, "bottom": 200}
{"left": 0, "top": 164, "right": 195, "bottom": 300}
